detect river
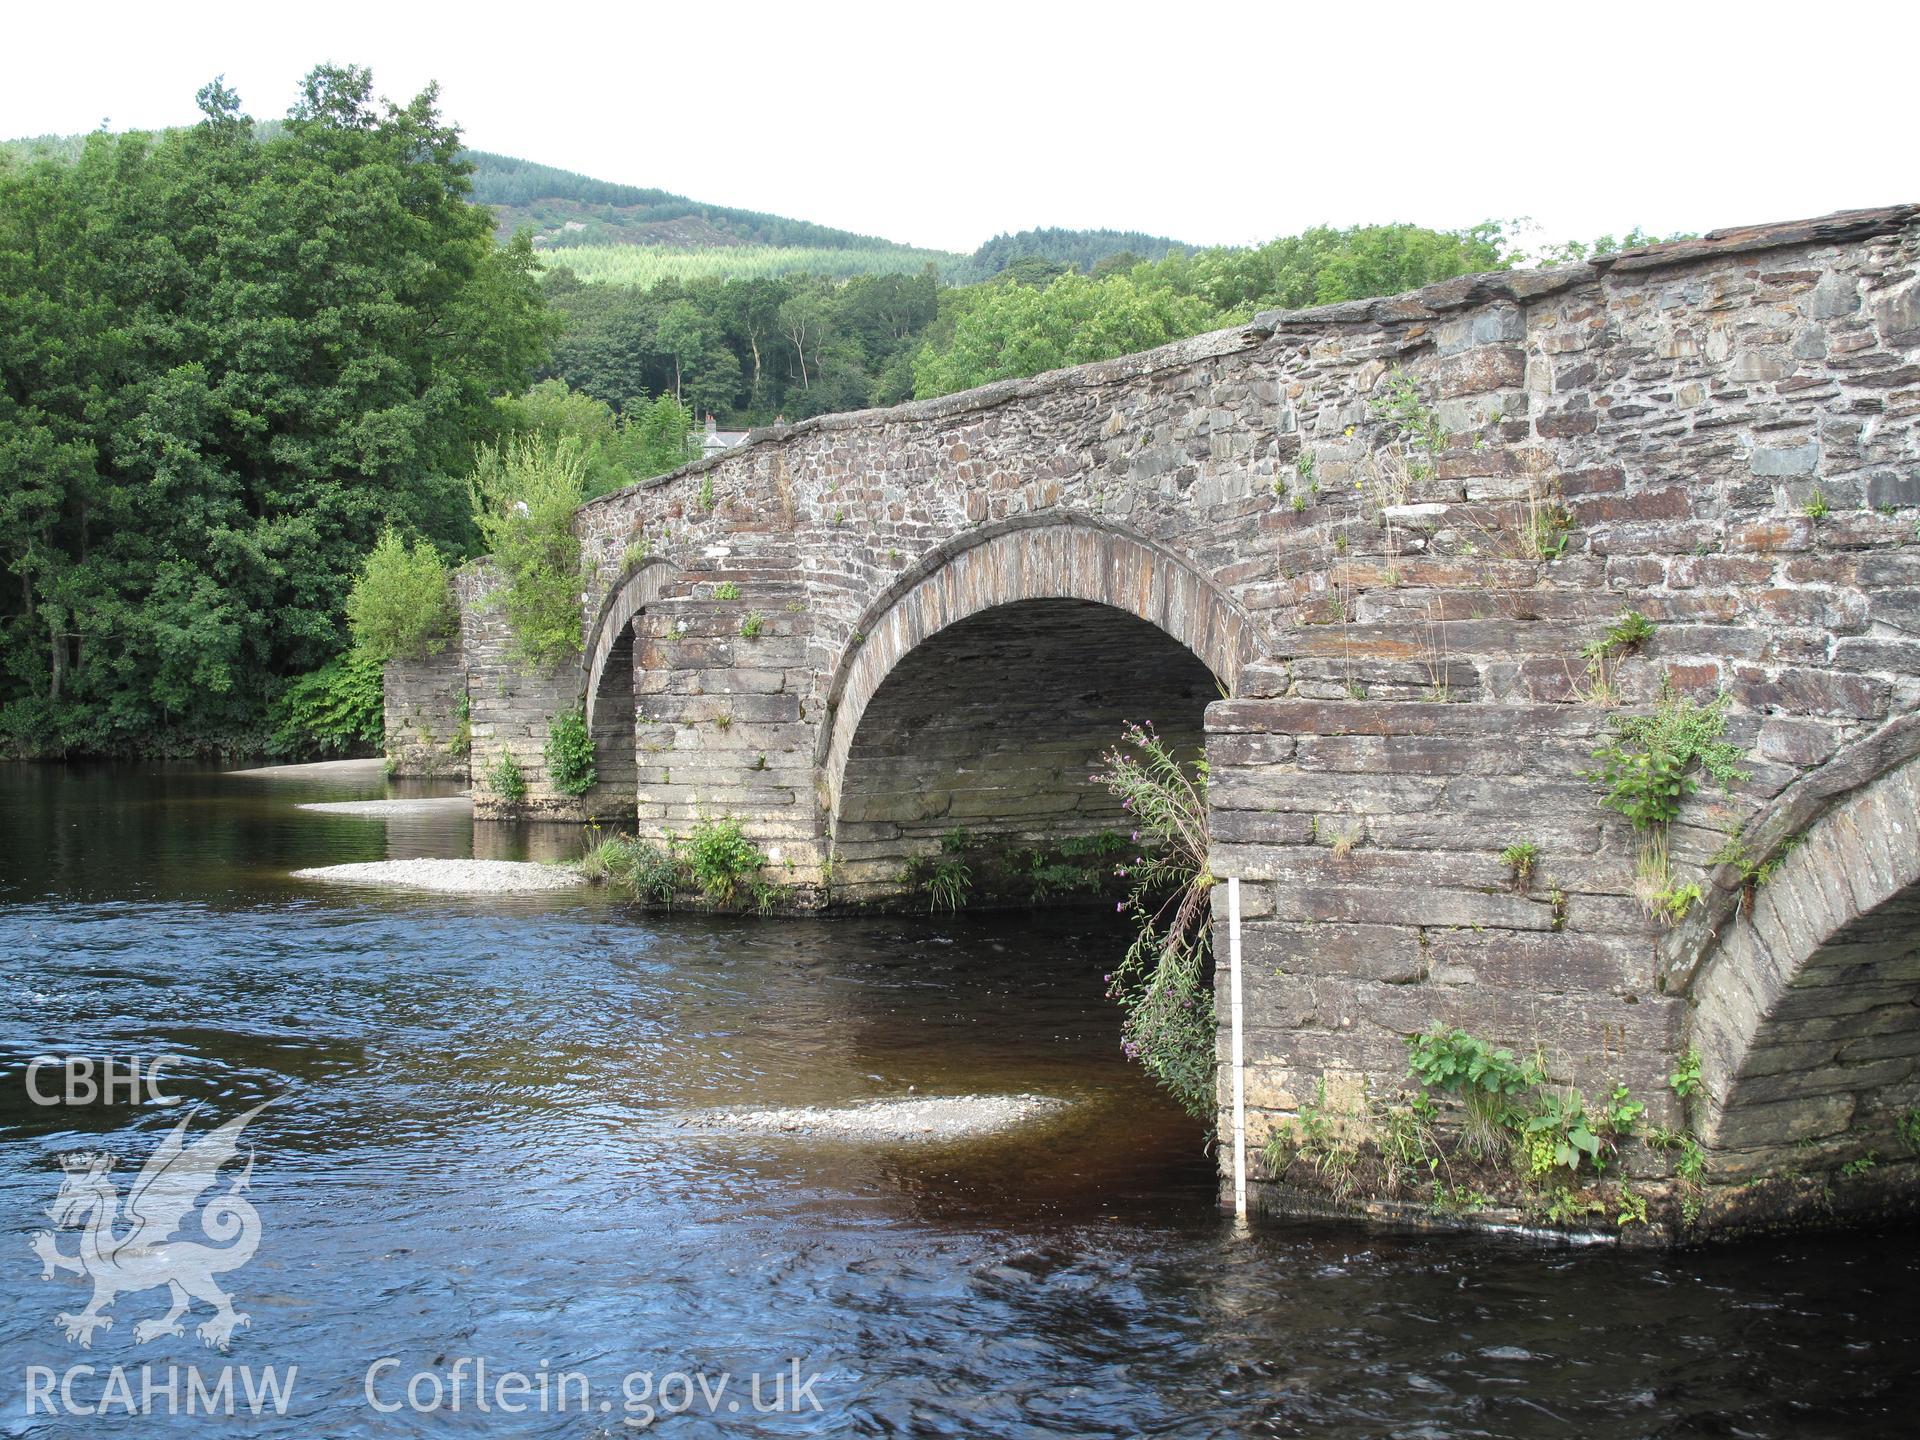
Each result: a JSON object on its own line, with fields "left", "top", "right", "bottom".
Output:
{"left": 1, "top": 762, "right": 1917, "bottom": 1436}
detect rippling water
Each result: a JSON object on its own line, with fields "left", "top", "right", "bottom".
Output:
{"left": 2, "top": 762, "right": 1918, "bottom": 1437}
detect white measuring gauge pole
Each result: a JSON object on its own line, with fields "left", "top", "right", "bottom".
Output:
{"left": 1228, "top": 875, "right": 1247, "bottom": 1219}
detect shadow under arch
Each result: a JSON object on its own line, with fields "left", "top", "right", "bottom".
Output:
{"left": 816, "top": 517, "right": 1260, "bottom": 825}
{"left": 1686, "top": 747, "right": 1920, "bottom": 1179}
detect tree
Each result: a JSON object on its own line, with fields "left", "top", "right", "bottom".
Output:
{"left": 346, "top": 528, "right": 457, "bottom": 661}
{"left": 656, "top": 299, "right": 704, "bottom": 402}
{"left": 629, "top": 395, "right": 697, "bottom": 479}
{"left": 913, "top": 274, "right": 1217, "bottom": 398}
{"left": 0, "top": 66, "right": 549, "bottom": 756}
{"left": 686, "top": 344, "right": 743, "bottom": 420}
{"left": 777, "top": 291, "right": 828, "bottom": 390}
{"left": 469, "top": 435, "right": 588, "bottom": 665}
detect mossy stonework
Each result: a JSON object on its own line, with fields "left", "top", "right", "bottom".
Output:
{"left": 390, "top": 206, "right": 1920, "bottom": 1239}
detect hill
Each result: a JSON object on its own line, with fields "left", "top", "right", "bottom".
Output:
{"left": 472, "top": 152, "right": 1199, "bottom": 286}
{"left": 958, "top": 226, "right": 1195, "bottom": 282}
{"left": 4, "top": 135, "right": 1191, "bottom": 289}
{"left": 467, "top": 150, "right": 926, "bottom": 252}
{"left": 463, "top": 150, "right": 966, "bottom": 285}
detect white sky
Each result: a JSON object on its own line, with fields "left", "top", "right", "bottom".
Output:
{"left": 5, "top": 1, "right": 1912, "bottom": 256}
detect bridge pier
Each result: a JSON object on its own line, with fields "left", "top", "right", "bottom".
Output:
{"left": 631, "top": 578, "right": 826, "bottom": 882}
{"left": 1207, "top": 698, "right": 1920, "bottom": 1240}
{"left": 1207, "top": 700, "right": 1694, "bottom": 1230}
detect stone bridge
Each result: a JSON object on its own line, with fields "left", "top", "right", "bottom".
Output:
{"left": 391, "top": 205, "right": 1920, "bottom": 1238}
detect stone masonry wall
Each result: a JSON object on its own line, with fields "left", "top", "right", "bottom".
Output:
{"left": 383, "top": 643, "right": 467, "bottom": 779}
{"left": 629, "top": 565, "right": 820, "bottom": 871}
{"left": 1205, "top": 701, "right": 1690, "bottom": 1216}
{"left": 459, "top": 564, "right": 629, "bottom": 822}
{"left": 1207, "top": 694, "right": 1920, "bottom": 1235}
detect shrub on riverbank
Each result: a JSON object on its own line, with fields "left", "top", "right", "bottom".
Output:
{"left": 470, "top": 435, "right": 589, "bottom": 666}
{"left": 267, "top": 649, "right": 384, "bottom": 756}
{"left": 580, "top": 833, "right": 678, "bottom": 904}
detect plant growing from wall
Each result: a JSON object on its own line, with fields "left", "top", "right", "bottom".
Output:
{"left": 1710, "top": 831, "right": 1800, "bottom": 912}
{"left": 1898, "top": 1108, "right": 1920, "bottom": 1155}
{"left": 1584, "top": 685, "right": 1747, "bottom": 915}
{"left": 1264, "top": 1079, "right": 1365, "bottom": 1200}
{"left": 1520, "top": 1089, "right": 1603, "bottom": 1178}
{"left": 1264, "top": 1082, "right": 1450, "bottom": 1203}
{"left": 1405, "top": 1026, "right": 1541, "bottom": 1160}
{"left": 1520, "top": 1082, "right": 1642, "bottom": 1182}
{"left": 1520, "top": 477, "right": 1574, "bottom": 561}
{"left": 1094, "top": 720, "right": 1216, "bottom": 1121}
{"left": 1647, "top": 1126, "right": 1706, "bottom": 1223}
{"left": 899, "top": 828, "right": 978, "bottom": 911}
{"left": 739, "top": 611, "right": 765, "bottom": 639}
{"left": 1338, "top": 368, "right": 1446, "bottom": 679}
{"left": 581, "top": 833, "right": 678, "bottom": 905}
{"left": 1652, "top": 880, "right": 1703, "bottom": 924}
{"left": 925, "top": 857, "right": 972, "bottom": 913}
{"left": 1667, "top": 1046, "right": 1703, "bottom": 1100}
{"left": 346, "top": 526, "right": 458, "bottom": 662}
{"left": 1369, "top": 368, "right": 1445, "bottom": 484}
{"left": 712, "top": 581, "right": 740, "bottom": 600}
{"left": 450, "top": 695, "right": 472, "bottom": 758}
{"left": 544, "top": 707, "right": 597, "bottom": 796}
{"left": 1015, "top": 830, "right": 1129, "bottom": 902}
{"left": 486, "top": 752, "right": 528, "bottom": 808}
{"left": 470, "top": 434, "right": 589, "bottom": 666}
{"left": 684, "top": 818, "right": 766, "bottom": 904}
{"left": 1575, "top": 609, "right": 1655, "bottom": 704}
{"left": 1265, "top": 1023, "right": 1688, "bottom": 1225}
{"left": 1499, "top": 840, "right": 1540, "bottom": 892}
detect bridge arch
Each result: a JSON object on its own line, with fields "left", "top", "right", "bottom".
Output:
{"left": 1687, "top": 750, "right": 1920, "bottom": 1179}
{"left": 820, "top": 519, "right": 1259, "bottom": 813}
{"left": 817, "top": 520, "right": 1260, "bottom": 897}
{"left": 584, "top": 559, "right": 680, "bottom": 733}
